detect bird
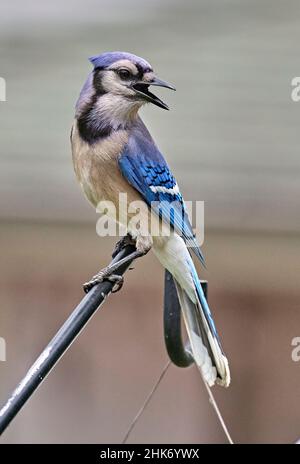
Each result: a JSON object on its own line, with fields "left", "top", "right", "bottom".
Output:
{"left": 71, "top": 51, "right": 230, "bottom": 387}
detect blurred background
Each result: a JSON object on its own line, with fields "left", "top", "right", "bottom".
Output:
{"left": 1, "top": 0, "right": 300, "bottom": 444}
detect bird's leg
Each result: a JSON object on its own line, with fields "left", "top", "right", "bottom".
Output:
{"left": 83, "top": 235, "right": 152, "bottom": 294}
{"left": 111, "top": 233, "right": 136, "bottom": 258}
{"left": 83, "top": 269, "right": 125, "bottom": 294}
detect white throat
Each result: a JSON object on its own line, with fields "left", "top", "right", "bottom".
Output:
{"left": 92, "top": 94, "right": 143, "bottom": 131}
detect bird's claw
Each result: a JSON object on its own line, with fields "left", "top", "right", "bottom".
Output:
{"left": 110, "top": 275, "right": 124, "bottom": 293}
{"left": 83, "top": 269, "right": 124, "bottom": 294}
{"left": 112, "top": 234, "right": 136, "bottom": 258}
{"left": 84, "top": 234, "right": 149, "bottom": 294}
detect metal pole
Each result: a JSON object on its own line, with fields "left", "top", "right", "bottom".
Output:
{"left": 163, "top": 270, "right": 207, "bottom": 367}
{"left": 0, "top": 244, "right": 136, "bottom": 435}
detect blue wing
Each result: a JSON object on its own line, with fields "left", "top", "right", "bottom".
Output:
{"left": 118, "top": 118, "right": 205, "bottom": 266}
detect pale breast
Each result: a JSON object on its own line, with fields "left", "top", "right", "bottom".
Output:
{"left": 71, "top": 120, "right": 142, "bottom": 212}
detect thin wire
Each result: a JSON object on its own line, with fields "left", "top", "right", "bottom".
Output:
{"left": 122, "top": 360, "right": 171, "bottom": 444}
{"left": 122, "top": 360, "right": 234, "bottom": 445}
{"left": 202, "top": 380, "right": 234, "bottom": 444}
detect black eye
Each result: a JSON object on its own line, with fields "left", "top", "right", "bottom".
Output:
{"left": 117, "top": 68, "right": 131, "bottom": 80}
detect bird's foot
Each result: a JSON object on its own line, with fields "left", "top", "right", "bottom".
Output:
{"left": 83, "top": 268, "right": 124, "bottom": 294}
{"left": 83, "top": 236, "right": 151, "bottom": 294}
{"left": 112, "top": 234, "right": 136, "bottom": 258}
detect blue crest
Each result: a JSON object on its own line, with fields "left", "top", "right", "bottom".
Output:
{"left": 89, "top": 51, "right": 152, "bottom": 72}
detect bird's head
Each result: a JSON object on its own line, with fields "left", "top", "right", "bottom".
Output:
{"left": 89, "top": 51, "right": 175, "bottom": 110}
{"left": 76, "top": 52, "right": 175, "bottom": 137}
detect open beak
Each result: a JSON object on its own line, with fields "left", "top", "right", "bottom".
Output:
{"left": 132, "top": 76, "right": 176, "bottom": 110}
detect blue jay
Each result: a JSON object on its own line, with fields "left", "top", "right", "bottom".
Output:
{"left": 71, "top": 52, "right": 230, "bottom": 387}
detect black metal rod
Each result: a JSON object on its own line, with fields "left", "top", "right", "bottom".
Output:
{"left": 0, "top": 244, "right": 136, "bottom": 435}
{"left": 163, "top": 270, "right": 207, "bottom": 368}
{"left": 0, "top": 243, "right": 206, "bottom": 436}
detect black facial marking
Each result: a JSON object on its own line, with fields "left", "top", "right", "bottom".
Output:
{"left": 93, "top": 69, "right": 107, "bottom": 96}
{"left": 77, "top": 69, "right": 112, "bottom": 143}
{"left": 135, "top": 63, "right": 145, "bottom": 80}
{"left": 135, "top": 63, "right": 152, "bottom": 80}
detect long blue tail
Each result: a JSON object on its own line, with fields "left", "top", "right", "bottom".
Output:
{"left": 175, "top": 260, "right": 230, "bottom": 387}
